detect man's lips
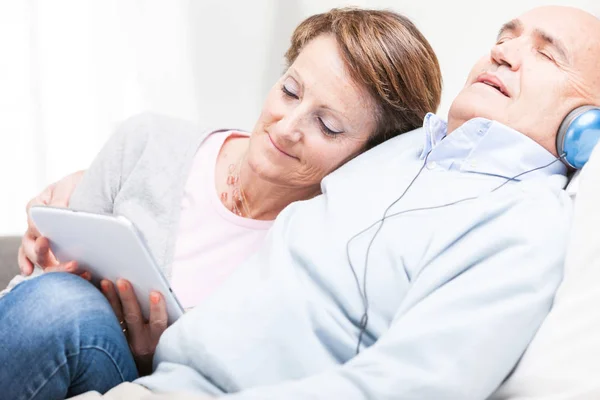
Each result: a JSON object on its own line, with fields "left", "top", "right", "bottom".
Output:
{"left": 268, "top": 134, "right": 296, "bottom": 159}
{"left": 475, "top": 73, "right": 510, "bottom": 97}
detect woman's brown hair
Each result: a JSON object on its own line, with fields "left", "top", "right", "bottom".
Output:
{"left": 285, "top": 8, "right": 442, "bottom": 148}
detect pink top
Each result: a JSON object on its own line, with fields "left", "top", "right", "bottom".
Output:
{"left": 170, "top": 130, "right": 273, "bottom": 309}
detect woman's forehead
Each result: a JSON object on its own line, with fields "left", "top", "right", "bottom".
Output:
{"left": 291, "top": 36, "right": 375, "bottom": 121}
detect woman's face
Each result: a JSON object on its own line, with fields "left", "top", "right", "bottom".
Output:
{"left": 247, "top": 34, "right": 376, "bottom": 190}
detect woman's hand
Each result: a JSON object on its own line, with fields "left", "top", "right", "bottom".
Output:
{"left": 100, "top": 278, "right": 168, "bottom": 376}
{"left": 19, "top": 170, "right": 86, "bottom": 275}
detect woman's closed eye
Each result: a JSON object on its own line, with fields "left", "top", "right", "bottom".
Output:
{"left": 318, "top": 117, "right": 343, "bottom": 137}
{"left": 281, "top": 84, "right": 299, "bottom": 99}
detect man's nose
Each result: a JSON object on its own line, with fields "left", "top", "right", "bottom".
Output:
{"left": 490, "top": 41, "right": 521, "bottom": 71}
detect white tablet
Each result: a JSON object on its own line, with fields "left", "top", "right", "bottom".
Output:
{"left": 29, "top": 206, "right": 184, "bottom": 325}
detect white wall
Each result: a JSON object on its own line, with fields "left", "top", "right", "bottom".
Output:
{"left": 0, "top": 0, "right": 597, "bottom": 235}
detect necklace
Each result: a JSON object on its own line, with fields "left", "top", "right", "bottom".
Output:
{"left": 220, "top": 157, "right": 252, "bottom": 218}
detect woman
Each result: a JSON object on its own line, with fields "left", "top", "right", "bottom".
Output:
{"left": 0, "top": 7, "right": 442, "bottom": 399}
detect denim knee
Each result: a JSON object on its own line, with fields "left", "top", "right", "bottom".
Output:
{"left": 0, "top": 273, "right": 138, "bottom": 399}
{"left": 1, "top": 273, "right": 119, "bottom": 347}
{"left": 10, "top": 273, "right": 113, "bottom": 321}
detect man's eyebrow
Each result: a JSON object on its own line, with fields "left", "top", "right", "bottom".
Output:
{"left": 497, "top": 19, "right": 523, "bottom": 40}
{"left": 533, "top": 28, "right": 569, "bottom": 62}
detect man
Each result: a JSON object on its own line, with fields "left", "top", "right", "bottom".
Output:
{"left": 13, "top": 5, "right": 600, "bottom": 399}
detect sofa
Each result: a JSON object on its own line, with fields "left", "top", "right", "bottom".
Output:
{"left": 0, "top": 236, "right": 20, "bottom": 288}
{"left": 0, "top": 148, "right": 598, "bottom": 399}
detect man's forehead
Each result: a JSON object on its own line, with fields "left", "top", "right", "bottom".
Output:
{"left": 514, "top": 7, "right": 600, "bottom": 50}
{"left": 514, "top": 7, "right": 600, "bottom": 99}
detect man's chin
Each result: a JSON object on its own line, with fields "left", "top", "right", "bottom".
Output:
{"left": 448, "top": 90, "right": 509, "bottom": 128}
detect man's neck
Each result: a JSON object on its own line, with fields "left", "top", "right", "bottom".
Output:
{"left": 446, "top": 117, "right": 463, "bottom": 135}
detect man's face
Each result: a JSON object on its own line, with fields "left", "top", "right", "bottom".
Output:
{"left": 448, "top": 6, "right": 600, "bottom": 155}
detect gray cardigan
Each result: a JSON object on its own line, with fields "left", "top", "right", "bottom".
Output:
{"left": 1, "top": 113, "right": 214, "bottom": 295}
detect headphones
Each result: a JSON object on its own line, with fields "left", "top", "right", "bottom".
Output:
{"left": 557, "top": 106, "right": 600, "bottom": 169}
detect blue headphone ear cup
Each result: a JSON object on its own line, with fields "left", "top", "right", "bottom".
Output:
{"left": 557, "top": 106, "right": 600, "bottom": 169}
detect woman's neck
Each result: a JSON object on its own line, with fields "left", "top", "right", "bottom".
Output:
{"left": 217, "top": 135, "right": 319, "bottom": 221}
{"left": 240, "top": 163, "right": 320, "bottom": 221}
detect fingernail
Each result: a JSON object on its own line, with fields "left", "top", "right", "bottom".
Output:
{"left": 117, "top": 280, "right": 127, "bottom": 291}
{"left": 150, "top": 292, "right": 160, "bottom": 304}
{"left": 100, "top": 281, "right": 108, "bottom": 291}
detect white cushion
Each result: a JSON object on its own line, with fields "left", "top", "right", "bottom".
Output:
{"left": 565, "top": 170, "right": 581, "bottom": 199}
{"left": 490, "top": 147, "right": 600, "bottom": 399}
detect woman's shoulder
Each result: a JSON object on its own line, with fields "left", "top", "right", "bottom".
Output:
{"left": 115, "top": 112, "right": 215, "bottom": 147}
{"left": 100, "top": 113, "right": 220, "bottom": 171}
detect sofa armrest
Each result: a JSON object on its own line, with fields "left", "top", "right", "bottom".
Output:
{"left": 0, "top": 236, "right": 21, "bottom": 289}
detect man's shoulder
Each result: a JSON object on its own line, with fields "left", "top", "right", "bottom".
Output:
{"left": 357, "top": 127, "right": 424, "bottom": 163}
{"left": 324, "top": 128, "right": 424, "bottom": 185}
{"left": 488, "top": 177, "right": 573, "bottom": 245}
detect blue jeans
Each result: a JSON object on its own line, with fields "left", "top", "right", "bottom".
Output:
{"left": 0, "top": 273, "right": 138, "bottom": 399}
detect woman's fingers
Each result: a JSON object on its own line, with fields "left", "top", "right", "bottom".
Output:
{"left": 34, "top": 237, "right": 60, "bottom": 269}
{"left": 22, "top": 235, "right": 64, "bottom": 271}
{"left": 101, "top": 279, "right": 124, "bottom": 322}
{"left": 21, "top": 234, "right": 45, "bottom": 269}
{"left": 138, "top": 293, "right": 166, "bottom": 377}
{"left": 79, "top": 271, "right": 92, "bottom": 281}
{"left": 44, "top": 260, "right": 78, "bottom": 274}
{"left": 22, "top": 172, "right": 83, "bottom": 273}
{"left": 21, "top": 190, "right": 51, "bottom": 272}
{"left": 116, "top": 279, "right": 146, "bottom": 346}
{"left": 25, "top": 193, "right": 47, "bottom": 238}
{"left": 17, "top": 245, "right": 34, "bottom": 276}
{"left": 149, "top": 291, "right": 168, "bottom": 343}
